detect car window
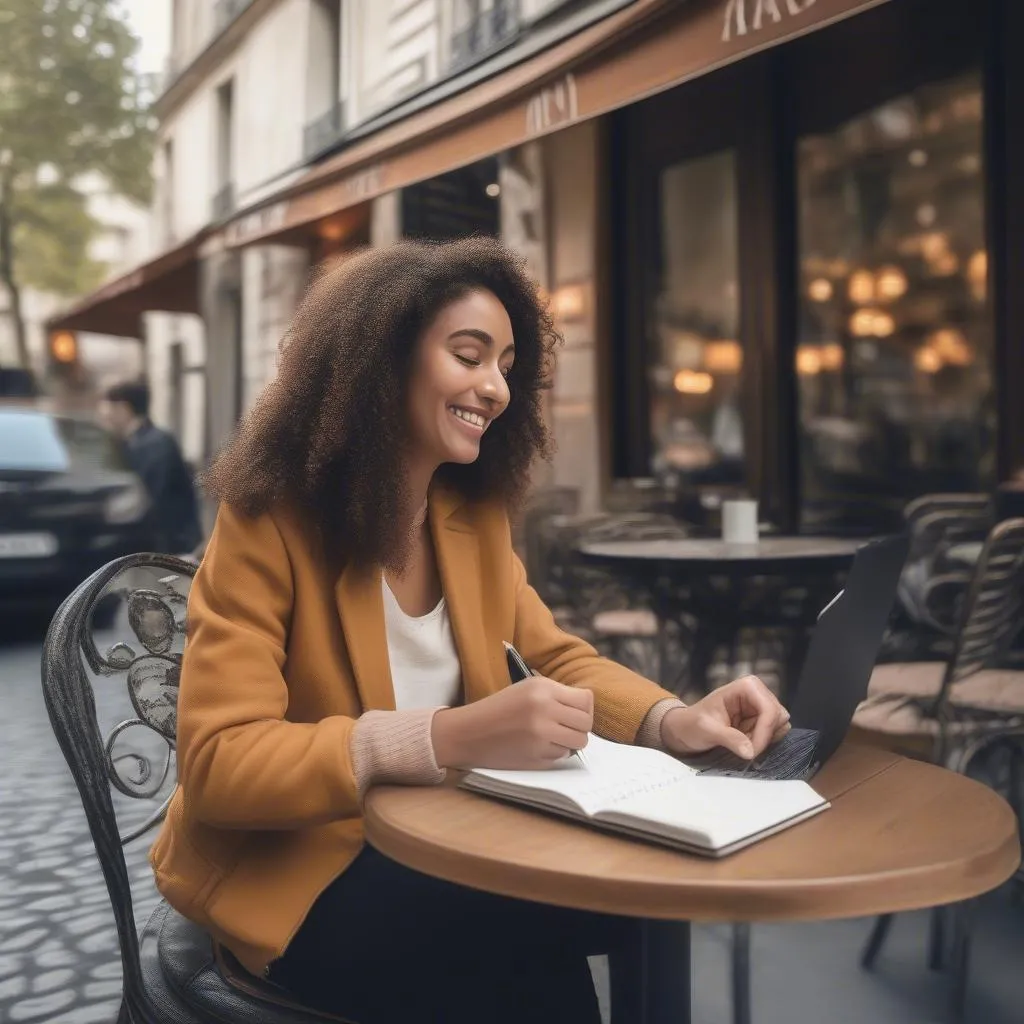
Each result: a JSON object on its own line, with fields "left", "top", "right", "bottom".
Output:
{"left": 0, "top": 411, "right": 70, "bottom": 472}
{"left": 0, "top": 411, "right": 126, "bottom": 473}
{"left": 54, "top": 418, "right": 128, "bottom": 472}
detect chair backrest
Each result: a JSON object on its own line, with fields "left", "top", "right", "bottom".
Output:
{"left": 41, "top": 553, "right": 197, "bottom": 1022}
{"left": 902, "top": 492, "right": 994, "bottom": 531}
{"left": 521, "top": 486, "right": 580, "bottom": 594}
{"left": 935, "top": 518, "right": 1024, "bottom": 710}
{"left": 897, "top": 496, "right": 995, "bottom": 626}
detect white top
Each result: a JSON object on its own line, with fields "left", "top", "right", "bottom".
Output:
{"left": 382, "top": 577, "right": 462, "bottom": 711}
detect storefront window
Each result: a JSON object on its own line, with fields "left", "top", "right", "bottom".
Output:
{"left": 648, "top": 150, "right": 744, "bottom": 489}
{"left": 797, "top": 72, "right": 993, "bottom": 533}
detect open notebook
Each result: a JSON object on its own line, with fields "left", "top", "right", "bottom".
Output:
{"left": 460, "top": 734, "right": 829, "bottom": 857}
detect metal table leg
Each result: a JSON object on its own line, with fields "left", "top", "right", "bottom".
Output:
{"left": 608, "top": 919, "right": 691, "bottom": 1024}
{"left": 731, "top": 922, "right": 752, "bottom": 1024}
{"left": 644, "top": 919, "right": 692, "bottom": 1024}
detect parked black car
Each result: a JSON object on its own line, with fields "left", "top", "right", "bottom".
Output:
{"left": 0, "top": 404, "right": 158, "bottom": 614}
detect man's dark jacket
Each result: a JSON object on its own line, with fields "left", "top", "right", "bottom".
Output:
{"left": 123, "top": 420, "right": 203, "bottom": 554}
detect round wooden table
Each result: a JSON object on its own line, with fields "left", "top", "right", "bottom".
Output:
{"left": 364, "top": 743, "right": 1020, "bottom": 1024}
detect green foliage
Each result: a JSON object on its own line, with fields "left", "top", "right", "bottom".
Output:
{"left": 0, "top": 0, "right": 154, "bottom": 299}
{"left": 13, "top": 183, "right": 107, "bottom": 296}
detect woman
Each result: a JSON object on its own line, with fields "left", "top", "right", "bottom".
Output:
{"left": 150, "top": 237, "right": 789, "bottom": 1023}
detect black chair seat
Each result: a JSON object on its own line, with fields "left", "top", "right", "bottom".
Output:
{"left": 143, "top": 899, "right": 354, "bottom": 1023}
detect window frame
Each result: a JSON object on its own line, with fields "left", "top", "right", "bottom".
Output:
{"left": 611, "top": 0, "right": 1002, "bottom": 532}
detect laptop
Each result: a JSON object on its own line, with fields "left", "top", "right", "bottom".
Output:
{"left": 689, "top": 532, "right": 910, "bottom": 781}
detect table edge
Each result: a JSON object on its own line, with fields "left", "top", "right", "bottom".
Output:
{"left": 364, "top": 781, "right": 1021, "bottom": 924}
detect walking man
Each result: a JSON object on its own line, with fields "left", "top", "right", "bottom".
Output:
{"left": 99, "top": 379, "right": 203, "bottom": 557}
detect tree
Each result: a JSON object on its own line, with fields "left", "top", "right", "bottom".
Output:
{"left": 0, "top": 0, "right": 154, "bottom": 368}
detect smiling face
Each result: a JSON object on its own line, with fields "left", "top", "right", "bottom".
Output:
{"left": 406, "top": 288, "right": 515, "bottom": 468}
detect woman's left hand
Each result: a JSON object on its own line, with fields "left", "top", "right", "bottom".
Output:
{"left": 659, "top": 675, "right": 790, "bottom": 761}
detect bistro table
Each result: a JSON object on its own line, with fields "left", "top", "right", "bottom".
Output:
{"left": 364, "top": 743, "right": 1020, "bottom": 1024}
{"left": 576, "top": 536, "right": 865, "bottom": 696}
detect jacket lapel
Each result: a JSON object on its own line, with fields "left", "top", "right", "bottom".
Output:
{"left": 335, "top": 561, "right": 396, "bottom": 712}
{"left": 430, "top": 486, "right": 494, "bottom": 703}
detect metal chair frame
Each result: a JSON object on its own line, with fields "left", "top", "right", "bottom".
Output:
{"left": 859, "top": 519, "right": 1024, "bottom": 1021}
{"left": 41, "top": 553, "right": 356, "bottom": 1024}
{"left": 42, "top": 554, "right": 197, "bottom": 1023}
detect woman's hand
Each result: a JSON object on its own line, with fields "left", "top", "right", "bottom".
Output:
{"left": 660, "top": 675, "right": 790, "bottom": 761}
{"left": 431, "top": 677, "right": 593, "bottom": 770}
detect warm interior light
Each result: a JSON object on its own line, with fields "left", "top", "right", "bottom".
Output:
{"left": 318, "top": 220, "right": 346, "bottom": 241}
{"left": 849, "top": 308, "right": 895, "bottom": 338}
{"left": 848, "top": 270, "right": 875, "bottom": 304}
{"left": 485, "top": 182, "right": 501, "bottom": 198}
{"left": 808, "top": 278, "right": 833, "bottom": 302}
{"left": 50, "top": 331, "right": 77, "bottom": 363}
{"left": 819, "top": 343, "right": 845, "bottom": 371}
{"left": 849, "top": 309, "right": 877, "bottom": 337}
{"left": 928, "top": 328, "right": 972, "bottom": 366}
{"left": 921, "top": 232, "right": 950, "bottom": 261}
{"left": 914, "top": 346, "right": 942, "bottom": 373}
{"left": 550, "top": 284, "right": 585, "bottom": 321}
{"left": 673, "top": 369, "right": 714, "bottom": 395}
{"left": 875, "top": 265, "right": 908, "bottom": 301}
{"left": 796, "top": 347, "right": 822, "bottom": 376}
{"left": 872, "top": 311, "right": 896, "bottom": 337}
{"left": 967, "top": 249, "right": 987, "bottom": 283}
{"left": 908, "top": 148, "right": 928, "bottom": 167}
{"left": 967, "top": 249, "right": 987, "bottom": 300}
{"left": 702, "top": 340, "right": 742, "bottom": 374}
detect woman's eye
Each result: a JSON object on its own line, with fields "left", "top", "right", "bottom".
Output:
{"left": 455, "top": 354, "right": 480, "bottom": 368}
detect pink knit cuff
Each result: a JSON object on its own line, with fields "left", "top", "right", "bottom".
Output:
{"left": 635, "top": 698, "right": 687, "bottom": 749}
{"left": 350, "top": 708, "right": 447, "bottom": 800}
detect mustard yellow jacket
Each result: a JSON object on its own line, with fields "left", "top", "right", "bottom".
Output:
{"left": 150, "top": 485, "right": 677, "bottom": 976}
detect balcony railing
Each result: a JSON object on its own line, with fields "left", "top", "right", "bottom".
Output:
{"left": 302, "top": 101, "right": 347, "bottom": 161}
{"left": 214, "top": 0, "right": 255, "bottom": 34}
{"left": 450, "top": 0, "right": 521, "bottom": 73}
{"left": 211, "top": 183, "right": 236, "bottom": 222}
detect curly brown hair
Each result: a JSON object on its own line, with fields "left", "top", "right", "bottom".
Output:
{"left": 203, "top": 236, "right": 559, "bottom": 570}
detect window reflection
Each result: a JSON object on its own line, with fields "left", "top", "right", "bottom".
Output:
{"left": 798, "top": 72, "right": 993, "bottom": 533}
{"left": 649, "top": 150, "right": 743, "bottom": 490}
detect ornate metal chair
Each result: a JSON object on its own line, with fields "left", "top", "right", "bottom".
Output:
{"left": 854, "top": 518, "right": 1024, "bottom": 1022}
{"left": 41, "top": 554, "right": 352, "bottom": 1024}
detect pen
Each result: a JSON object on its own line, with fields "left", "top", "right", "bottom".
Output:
{"left": 503, "top": 641, "right": 589, "bottom": 768}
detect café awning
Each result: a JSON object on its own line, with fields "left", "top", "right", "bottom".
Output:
{"left": 54, "top": 0, "right": 889, "bottom": 328}
{"left": 45, "top": 230, "right": 206, "bottom": 339}
{"left": 217, "top": 0, "right": 890, "bottom": 249}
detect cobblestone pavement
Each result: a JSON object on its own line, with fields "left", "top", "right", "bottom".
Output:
{"left": 2, "top": 610, "right": 1023, "bottom": 1024}
{"left": 1, "top": 615, "right": 162, "bottom": 1024}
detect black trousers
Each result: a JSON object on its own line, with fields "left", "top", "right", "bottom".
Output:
{"left": 270, "top": 844, "right": 637, "bottom": 1024}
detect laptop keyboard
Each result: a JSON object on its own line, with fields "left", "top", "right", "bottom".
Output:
{"left": 687, "top": 728, "right": 821, "bottom": 781}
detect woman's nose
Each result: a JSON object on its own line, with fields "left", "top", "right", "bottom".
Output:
{"left": 479, "top": 367, "right": 510, "bottom": 407}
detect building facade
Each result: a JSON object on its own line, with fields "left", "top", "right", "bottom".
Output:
{"left": 51, "top": 0, "right": 1024, "bottom": 533}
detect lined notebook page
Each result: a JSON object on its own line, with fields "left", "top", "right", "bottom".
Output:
{"left": 600, "top": 773, "right": 826, "bottom": 849}
{"left": 469, "top": 734, "right": 696, "bottom": 816}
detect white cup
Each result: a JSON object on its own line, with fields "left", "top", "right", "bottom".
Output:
{"left": 722, "top": 499, "right": 759, "bottom": 545}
